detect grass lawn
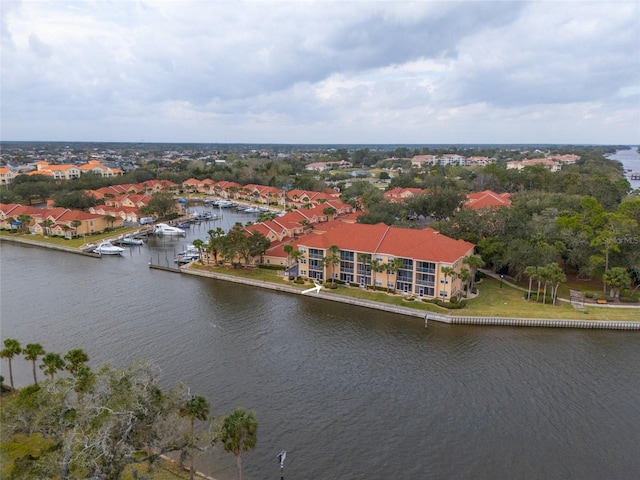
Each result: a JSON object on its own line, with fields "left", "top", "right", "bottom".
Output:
{"left": 0, "top": 227, "right": 142, "bottom": 249}
{"left": 191, "top": 262, "right": 292, "bottom": 285}
{"left": 464, "top": 278, "right": 639, "bottom": 321}
{"left": 191, "top": 265, "right": 639, "bottom": 321}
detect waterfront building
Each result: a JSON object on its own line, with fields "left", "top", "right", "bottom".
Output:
{"left": 296, "top": 222, "right": 474, "bottom": 301}
{"left": 0, "top": 203, "right": 115, "bottom": 236}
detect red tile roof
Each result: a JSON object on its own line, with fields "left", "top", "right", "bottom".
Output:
{"left": 465, "top": 190, "right": 511, "bottom": 210}
{"left": 297, "top": 222, "right": 474, "bottom": 263}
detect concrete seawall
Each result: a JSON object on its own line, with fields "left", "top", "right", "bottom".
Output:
{"left": 174, "top": 265, "right": 640, "bottom": 331}
{"left": 424, "top": 313, "right": 639, "bottom": 330}
{"left": 0, "top": 236, "right": 101, "bottom": 257}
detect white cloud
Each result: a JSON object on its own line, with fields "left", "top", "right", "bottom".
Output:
{"left": 1, "top": 0, "right": 638, "bottom": 143}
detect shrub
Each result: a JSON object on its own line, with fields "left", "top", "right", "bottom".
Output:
{"left": 450, "top": 295, "right": 458, "bottom": 304}
{"left": 258, "top": 264, "right": 286, "bottom": 271}
{"left": 619, "top": 296, "right": 639, "bottom": 303}
{"left": 422, "top": 298, "right": 467, "bottom": 309}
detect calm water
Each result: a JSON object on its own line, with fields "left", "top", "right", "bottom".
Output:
{"left": 1, "top": 207, "right": 639, "bottom": 480}
{"left": 608, "top": 147, "right": 640, "bottom": 190}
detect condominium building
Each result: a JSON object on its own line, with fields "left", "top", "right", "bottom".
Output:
{"left": 296, "top": 222, "right": 475, "bottom": 301}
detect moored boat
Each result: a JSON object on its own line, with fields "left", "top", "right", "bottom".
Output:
{"left": 93, "top": 241, "right": 125, "bottom": 255}
{"left": 153, "top": 223, "right": 186, "bottom": 236}
{"left": 117, "top": 234, "right": 144, "bottom": 246}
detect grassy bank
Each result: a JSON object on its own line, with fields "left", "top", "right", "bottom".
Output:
{"left": 0, "top": 227, "right": 142, "bottom": 248}
{"left": 191, "top": 264, "right": 640, "bottom": 321}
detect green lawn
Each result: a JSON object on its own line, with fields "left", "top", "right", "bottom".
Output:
{"left": 192, "top": 264, "right": 639, "bottom": 321}
{"left": 0, "top": 227, "right": 141, "bottom": 248}
{"left": 463, "top": 278, "right": 639, "bottom": 321}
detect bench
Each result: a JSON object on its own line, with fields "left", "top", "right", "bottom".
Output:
{"left": 596, "top": 299, "right": 607, "bottom": 304}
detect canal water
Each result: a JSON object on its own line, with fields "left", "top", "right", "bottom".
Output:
{"left": 1, "top": 206, "right": 639, "bottom": 480}
{"left": 608, "top": 147, "right": 640, "bottom": 190}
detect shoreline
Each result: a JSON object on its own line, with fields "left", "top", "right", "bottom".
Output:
{"left": 175, "top": 265, "right": 639, "bottom": 330}
{"left": 3, "top": 235, "right": 638, "bottom": 330}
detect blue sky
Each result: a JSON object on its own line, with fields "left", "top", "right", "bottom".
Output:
{"left": 1, "top": 0, "right": 639, "bottom": 144}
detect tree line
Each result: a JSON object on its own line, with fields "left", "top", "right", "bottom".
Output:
{"left": 1, "top": 339, "right": 258, "bottom": 480}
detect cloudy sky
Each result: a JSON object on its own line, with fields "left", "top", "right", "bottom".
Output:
{"left": 1, "top": 0, "right": 639, "bottom": 144}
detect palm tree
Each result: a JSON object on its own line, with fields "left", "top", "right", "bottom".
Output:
{"left": 440, "top": 266, "right": 456, "bottom": 302}
{"left": 24, "top": 343, "right": 45, "bottom": 385}
{"left": 17, "top": 214, "right": 32, "bottom": 233}
{"left": 180, "top": 395, "right": 210, "bottom": 480}
{"left": 219, "top": 408, "right": 258, "bottom": 480}
{"left": 0, "top": 338, "right": 22, "bottom": 390}
{"left": 325, "top": 245, "right": 340, "bottom": 286}
{"left": 40, "top": 352, "right": 65, "bottom": 380}
{"left": 370, "top": 259, "right": 381, "bottom": 289}
{"left": 463, "top": 254, "right": 485, "bottom": 292}
{"left": 539, "top": 265, "right": 552, "bottom": 304}
{"left": 103, "top": 214, "right": 116, "bottom": 230}
{"left": 283, "top": 244, "right": 294, "bottom": 268}
{"left": 524, "top": 266, "right": 538, "bottom": 301}
{"left": 388, "top": 257, "right": 404, "bottom": 293}
{"left": 546, "top": 262, "right": 566, "bottom": 305}
{"left": 357, "top": 253, "right": 371, "bottom": 287}
{"left": 322, "top": 206, "right": 337, "bottom": 219}
{"left": 192, "top": 239, "right": 205, "bottom": 263}
{"left": 207, "top": 227, "right": 225, "bottom": 265}
{"left": 64, "top": 348, "right": 89, "bottom": 375}
{"left": 459, "top": 267, "right": 472, "bottom": 296}
{"left": 290, "top": 249, "right": 304, "bottom": 279}
{"left": 41, "top": 218, "right": 54, "bottom": 235}
{"left": 71, "top": 219, "right": 83, "bottom": 236}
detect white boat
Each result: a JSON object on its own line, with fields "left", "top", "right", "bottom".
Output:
{"left": 244, "top": 206, "right": 261, "bottom": 213}
{"left": 93, "top": 241, "right": 125, "bottom": 255}
{"left": 174, "top": 244, "right": 201, "bottom": 264}
{"left": 117, "top": 234, "right": 144, "bottom": 246}
{"left": 153, "top": 223, "right": 186, "bottom": 236}
{"left": 217, "top": 199, "right": 234, "bottom": 208}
